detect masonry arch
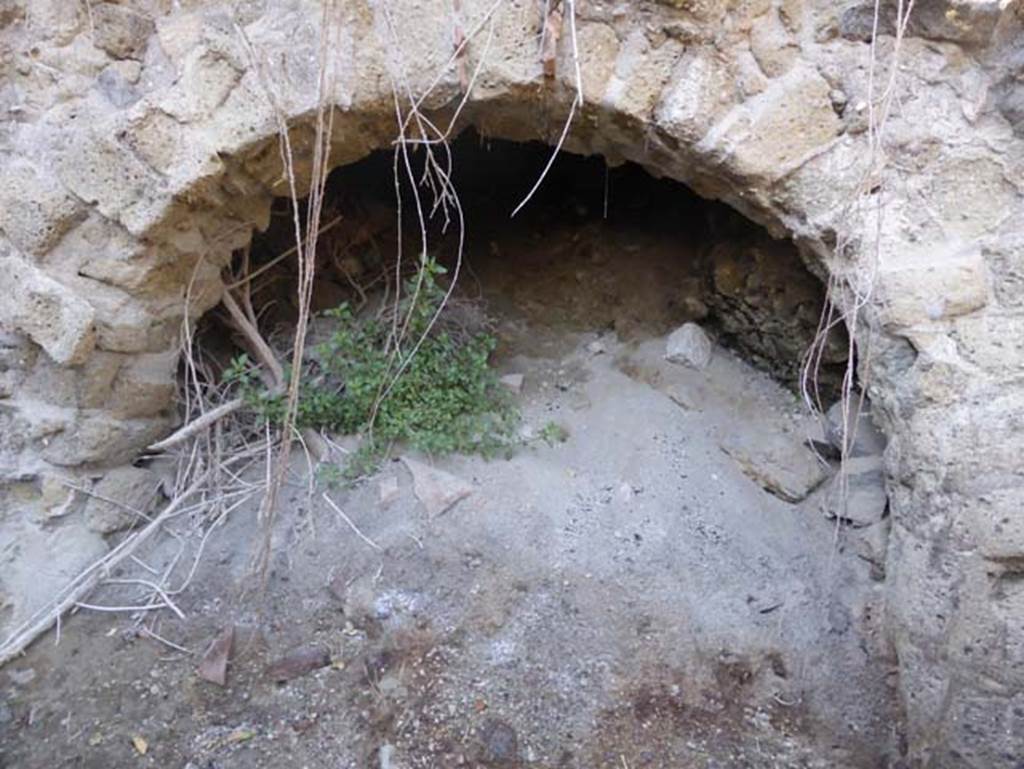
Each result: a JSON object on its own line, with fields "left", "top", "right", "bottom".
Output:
{"left": 1, "top": 2, "right": 1022, "bottom": 766}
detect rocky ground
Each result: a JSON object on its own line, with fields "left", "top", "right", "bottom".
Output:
{"left": 0, "top": 292, "right": 898, "bottom": 768}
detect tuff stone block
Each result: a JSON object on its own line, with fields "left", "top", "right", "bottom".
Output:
{"left": 877, "top": 244, "right": 990, "bottom": 328}
{"left": 0, "top": 254, "right": 95, "bottom": 365}
{"left": 90, "top": 2, "right": 154, "bottom": 60}
{"left": 0, "top": 161, "right": 84, "bottom": 255}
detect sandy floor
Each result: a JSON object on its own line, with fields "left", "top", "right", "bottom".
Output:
{"left": 0, "top": 315, "right": 898, "bottom": 768}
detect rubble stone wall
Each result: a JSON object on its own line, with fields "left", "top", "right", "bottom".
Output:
{"left": 0, "top": 1, "right": 1022, "bottom": 764}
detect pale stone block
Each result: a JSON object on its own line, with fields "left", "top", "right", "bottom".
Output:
{"left": 84, "top": 465, "right": 162, "bottom": 533}
{"left": 697, "top": 64, "right": 840, "bottom": 185}
{"left": 954, "top": 313, "right": 1024, "bottom": 376}
{"left": 0, "top": 161, "right": 84, "bottom": 255}
{"left": 0, "top": 254, "right": 95, "bottom": 365}
{"left": 91, "top": 3, "right": 154, "bottom": 60}
{"left": 107, "top": 350, "right": 178, "bottom": 419}
{"left": 655, "top": 51, "right": 737, "bottom": 146}
{"left": 878, "top": 243, "right": 989, "bottom": 327}
{"left": 54, "top": 129, "right": 166, "bottom": 235}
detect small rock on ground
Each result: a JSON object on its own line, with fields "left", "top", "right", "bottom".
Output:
{"left": 378, "top": 475, "right": 400, "bottom": 506}
{"left": 825, "top": 396, "right": 886, "bottom": 458}
{"left": 266, "top": 645, "right": 331, "bottom": 683}
{"left": 720, "top": 436, "right": 829, "bottom": 503}
{"left": 665, "top": 322, "right": 713, "bottom": 370}
{"left": 478, "top": 718, "right": 518, "bottom": 765}
{"left": 402, "top": 457, "right": 473, "bottom": 517}
{"left": 7, "top": 668, "right": 35, "bottom": 686}
{"left": 197, "top": 626, "right": 234, "bottom": 687}
{"left": 499, "top": 373, "right": 524, "bottom": 393}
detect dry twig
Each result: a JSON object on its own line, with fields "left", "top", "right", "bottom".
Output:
{"left": 0, "top": 473, "right": 210, "bottom": 666}
{"left": 147, "top": 399, "right": 245, "bottom": 453}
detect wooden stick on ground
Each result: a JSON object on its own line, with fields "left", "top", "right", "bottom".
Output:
{"left": 147, "top": 398, "right": 245, "bottom": 453}
{"left": 221, "top": 287, "right": 330, "bottom": 462}
{"left": 150, "top": 282, "right": 330, "bottom": 460}
{"left": 0, "top": 473, "right": 210, "bottom": 667}
{"left": 149, "top": 283, "right": 282, "bottom": 455}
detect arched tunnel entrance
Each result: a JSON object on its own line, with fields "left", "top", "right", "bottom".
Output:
{"left": 237, "top": 131, "right": 849, "bottom": 397}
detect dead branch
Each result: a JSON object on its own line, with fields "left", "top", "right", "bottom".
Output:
{"left": 149, "top": 280, "right": 285, "bottom": 456}
{"left": 0, "top": 472, "right": 210, "bottom": 667}
{"left": 223, "top": 213, "right": 346, "bottom": 292}
{"left": 222, "top": 289, "right": 285, "bottom": 388}
{"left": 321, "top": 492, "right": 383, "bottom": 551}
{"left": 511, "top": 0, "right": 583, "bottom": 217}
{"left": 147, "top": 398, "right": 245, "bottom": 453}
{"left": 232, "top": 3, "right": 343, "bottom": 583}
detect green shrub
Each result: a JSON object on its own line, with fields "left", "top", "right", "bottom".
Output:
{"left": 225, "top": 259, "right": 519, "bottom": 476}
{"left": 538, "top": 421, "right": 570, "bottom": 446}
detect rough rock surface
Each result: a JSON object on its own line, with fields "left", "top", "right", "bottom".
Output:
{"left": 0, "top": 0, "right": 1021, "bottom": 764}
{"left": 824, "top": 455, "right": 888, "bottom": 525}
{"left": 402, "top": 458, "right": 475, "bottom": 519}
{"left": 720, "top": 429, "right": 830, "bottom": 503}
{"left": 83, "top": 465, "right": 161, "bottom": 534}
{"left": 825, "top": 396, "right": 886, "bottom": 458}
{"left": 702, "top": 229, "right": 848, "bottom": 391}
{"left": 0, "top": 505, "right": 108, "bottom": 638}
{"left": 0, "top": 255, "right": 96, "bottom": 365}
{"left": 664, "top": 322, "right": 713, "bottom": 369}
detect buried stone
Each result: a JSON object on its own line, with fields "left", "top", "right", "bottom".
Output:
{"left": 266, "top": 645, "right": 332, "bottom": 683}
{"left": 824, "top": 455, "right": 888, "bottom": 526}
{"left": 402, "top": 457, "right": 474, "bottom": 518}
{"left": 824, "top": 396, "right": 886, "bottom": 458}
{"left": 720, "top": 433, "right": 829, "bottom": 503}
{"left": 477, "top": 718, "right": 519, "bottom": 766}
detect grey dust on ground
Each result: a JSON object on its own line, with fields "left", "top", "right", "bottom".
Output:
{"left": 1, "top": 314, "right": 896, "bottom": 769}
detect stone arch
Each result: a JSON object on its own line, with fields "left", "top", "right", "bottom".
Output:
{"left": 1, "top": 1, "right": 1022, "bottom": 765}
